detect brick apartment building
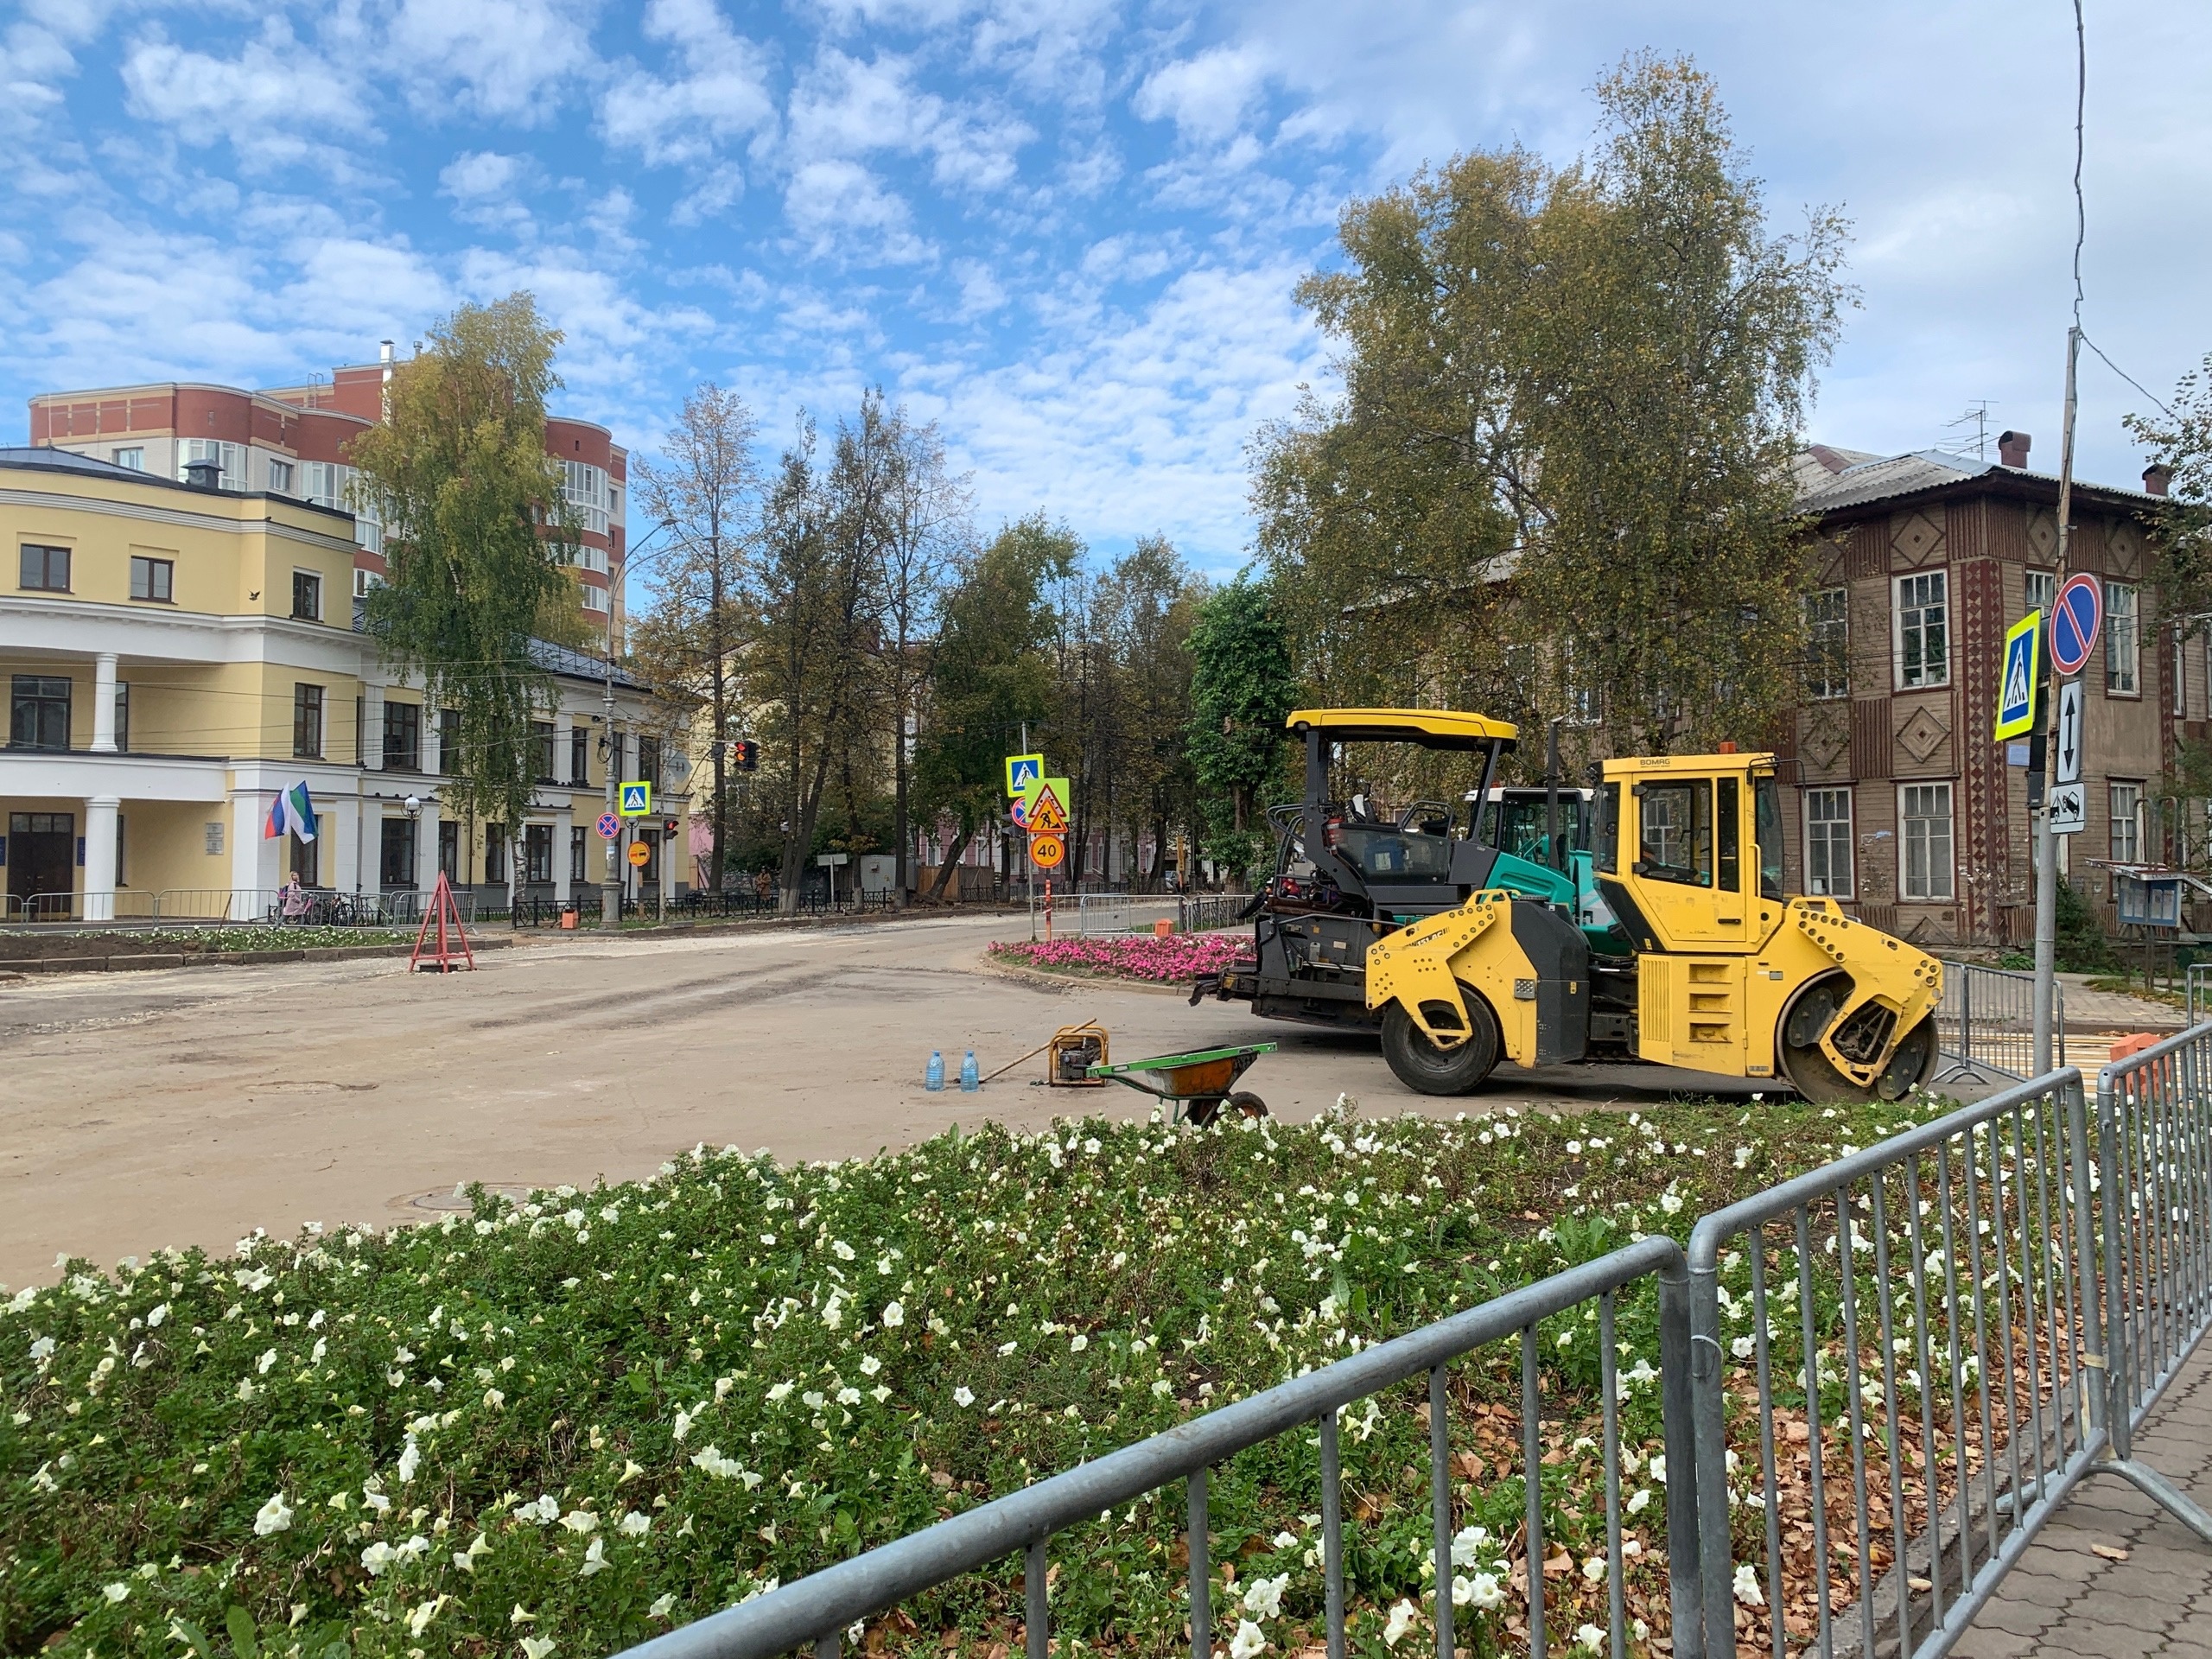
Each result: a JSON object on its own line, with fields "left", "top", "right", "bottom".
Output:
{"left": 28, "top": 345, "right": 628, "bottom": 626}
{"left": 1782, "top": 435, "right": 2177, "bottom": 948}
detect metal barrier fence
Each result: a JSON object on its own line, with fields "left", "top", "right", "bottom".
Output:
{"left": 1178, "top": 893, "right": 1247, "bottom": 934}
{"left": 2186, "top": 962, "right": 2212, "bottom": 1024}
{"left": 1935, "top": 961, "right": 2062, "bottom": 1084}
{"left": 1026, "top": 893, "right": 1178, "bottom": 940}
{"left": 1688, "top": 1033, "right": 2212, "bottom": 1659}
{"left": 624, "top": 1235, "right": 1711, "bottom": 1659}
{"left": 2094, "top": 1027, "right": 2212, "bottom": 1542}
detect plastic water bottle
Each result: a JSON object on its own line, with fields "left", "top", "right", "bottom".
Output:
{"left": 925, "top": 1050, "right": 944, "bottom": 1092}
{"left": 960, "top": 1050, "right": 980, "bottom": 1092}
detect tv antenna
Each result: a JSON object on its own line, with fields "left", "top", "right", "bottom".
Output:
{"left": 1943, "top": 401, "right": 1995, "bottom": 462}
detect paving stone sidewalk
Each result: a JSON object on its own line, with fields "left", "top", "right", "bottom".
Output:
{"left": 1952, "top": 1335, "right": 2212, "bottom": 1659}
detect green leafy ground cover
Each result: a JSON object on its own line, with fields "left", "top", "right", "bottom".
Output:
{"left": 2, "top": 1092, "right": 1948, "bottom": 1659}
{"left": 0, "top": 929, "right": 415, "bottom": 955}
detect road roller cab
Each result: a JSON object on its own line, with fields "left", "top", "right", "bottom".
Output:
{"left": 1364, "top": 752, "right": 1944, "bottom": 1102}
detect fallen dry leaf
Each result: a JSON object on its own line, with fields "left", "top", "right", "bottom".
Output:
{"left": 2091, "top": 1543, "right": 2130, "bottom": 1562}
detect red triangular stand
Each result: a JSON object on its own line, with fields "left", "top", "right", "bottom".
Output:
{"left": 410, "top": 872, "right": 476, "bottom": 974}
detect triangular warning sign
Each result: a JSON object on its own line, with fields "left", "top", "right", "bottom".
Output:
{"left": 2001, "top": 645, "right": 2030, "bottom": 715}
{"left": 1027, "top": 783, "right": 1068, "bottom": 835}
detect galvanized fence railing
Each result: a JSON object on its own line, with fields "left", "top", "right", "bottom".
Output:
{"left": 2091, "top": 1026, "right": 2212, "bottom": 1538}
{"left": 1934, "top": 962, "right": 2062, "bottom": 1085}
{"left": 1687, "top": 1069, "right": 2109, "bottom": 1659}
{"left": 621, "top": 1235, "right": 1712, "bottom": 1659}
{"left": 1177, "top": 893, "right": 1247, "bottom": 935}
{"left": 2186, "top": 962, "right": 2212, "bottom": 1024}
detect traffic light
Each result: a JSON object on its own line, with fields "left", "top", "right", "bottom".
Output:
{"left": 664, "top": 819, "right": 679, "bottom": 837}
{"left": 730, "top": 739, "right": 760, "bottom": 772}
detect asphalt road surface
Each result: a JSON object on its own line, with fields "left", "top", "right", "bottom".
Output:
{"left": 0, "top": 911, "right": 1772, "bottom": 1287}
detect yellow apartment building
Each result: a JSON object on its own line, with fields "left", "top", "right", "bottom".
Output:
{"left": 2, "top": 448, "right": 687, "bottom": 922}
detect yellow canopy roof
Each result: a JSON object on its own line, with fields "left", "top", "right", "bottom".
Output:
{"left": 1285, "top": 708, "right": 1519, "bottom": 751}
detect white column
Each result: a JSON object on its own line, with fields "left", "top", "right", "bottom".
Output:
{"left": 554, "top": 806, "right": 574, "bottom": 906}
{"left": 416, "top": 803, "right": 442, "bottom": 893}
{"left": 331, "top": 785, "right": 361, "bottom": 894}
{"left": 360, "top": 685, "right": 385, "bottom": 771}
{"left": 91, "top": 654, "right": 118, "bottom": 753}
{"left": 82, "top": 795, "right": 119, "bottom": 920}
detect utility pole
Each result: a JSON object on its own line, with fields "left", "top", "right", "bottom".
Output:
{"left": 601, "top": 589, "right": 622, "bottom": 930}
{"left": 2032, "top": 326, "right": 2082, "bottom": 1074}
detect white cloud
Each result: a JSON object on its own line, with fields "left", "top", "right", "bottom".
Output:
{"left": 950, "top": 257, "right": 1006, "bottom": 317}
{"left": 784, "top": 159, "right": 932, "bottom": 264}
{"left": 379, "top": 0, "right": 598, "bottom": 123}
{"left": 1133, "top": 45, "right": 1268, "bottom": 146}
{"left": 785, "top": 47, "right": 1033, "bottom": 192}
{"left": 600, "top": 0, "right": 779, "bottom": 170}
{"left": 440, "top": 151, "right": 537, "bottom": 235}
{"left": 119, "top": 24, "right": 377, "bottom": 174}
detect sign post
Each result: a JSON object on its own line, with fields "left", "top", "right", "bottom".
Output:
{"left": 2033, "top": 327, "right": 2086, "bottom": 1075}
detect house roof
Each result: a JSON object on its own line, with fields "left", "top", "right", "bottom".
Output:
{"left": 1792, "top": 445, "right": 2165, "bottom": 518}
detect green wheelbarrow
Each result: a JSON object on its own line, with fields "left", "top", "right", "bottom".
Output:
{"left": 1087, "top": 1042, "right": 1277, "bottom": 1127}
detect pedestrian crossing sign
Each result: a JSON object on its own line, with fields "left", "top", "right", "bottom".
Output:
{"left": 1993, "top": 610, "right": 2041, "bottom": 741}
{"left": 620, "top": 781, "right": 652, "bottom": 816}
{"left": 1005, "top": 753, "right": 1043, "bottom": 798}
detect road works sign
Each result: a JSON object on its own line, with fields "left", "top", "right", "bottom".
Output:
{"left": 1029, "top": 832, "right": 1065, "bottom": 870}
{"left": 2054, "top": 680, "right": 2085, "bottom": 786}
{"left": 619, "top": 782, "right": 652, "bottom": 816}
{"left": 1994, "top": 610, "right": 2042, "bottom": 741}
{"left": 1004, "top": 753, "right": 1043, "bottom": 797}
{"left": 2050, "top": 574, "right": 2103, "bottom": 677}
{"left": 1022, "top": 777, "right": 1071, "bottom": 836}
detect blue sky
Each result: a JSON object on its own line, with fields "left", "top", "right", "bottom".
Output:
{"left": 3, "top": 0, "right": 2207, "bottom": 576}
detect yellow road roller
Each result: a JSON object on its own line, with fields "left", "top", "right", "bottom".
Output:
{"left": 1363, "top": 749, "right": 1943, "bottom": 1102}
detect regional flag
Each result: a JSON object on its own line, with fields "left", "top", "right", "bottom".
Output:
{"left": 263, "top": 783, "right": 320, "bottom": 842}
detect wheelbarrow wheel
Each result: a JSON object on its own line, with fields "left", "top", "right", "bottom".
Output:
{"left": 1228, "top": 1091, "right": 1268, "bottom": 1120}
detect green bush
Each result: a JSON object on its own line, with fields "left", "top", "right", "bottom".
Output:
{"left": 1, "top": 1094, "right": 1945, "bottom": 1657}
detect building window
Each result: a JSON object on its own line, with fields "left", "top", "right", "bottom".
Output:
{"left": 1900, "top": 782, "right": 1955, "bottom": 900}
{"left": 1804, "top": 788, "right": 1854, "bottom": 899}
{"left": 570, "top": 726, "right": 589, "bottom": 785}
{"left": 267, "top": 458, "right": 295, "bottom": 494}
{"left": 2110, "top": 781, "right": 2144, "bottom": 865}
{"left": 19, "top": 543, "right": 70, "bottom": 592}
{"left": 485, "top": 824, "right": 507, "bottom": 886}
{"left": 2177, "top": 630, "right": 2189, "bottom": 717}
{"left": 2106, "top": 582, "right": 2139, "bottom": 696}
{"left": 638, "top": 735, "right": 662, "bottom": 785}
{"left": 1805, "top": 587, "right": 1848, "bottom": 699}
{"left": 10, "top": 675, "right": 71, "bottom": 750}
{"left": 1894, "top": 571, "right": 1949, "bottom": 690}
{"left": 569, "top": 824, "right": 587, "bottom": 881}
{"left": 179, "top": 439, "right": 244, "bottom": 489}
{"left": 302, "top": 461, "right": 346, "bottom": 509}
{"left": 379, "top": 818, "right": 416, "bottom": 887}
{"left": 289, "top": 830, "right": 319, "bottom": 887}
{"left": 111, "top": 446, "right": 144, "bottom": 471}
{"left": 114, "top": 683, "right": 129, "bottom": 753}
{"left": 562, "top": 460, "right": 611, "bottom": 536}
{"left": 440, "top": 708, "right": 461, "bottom": 776}
{"left": 291, "top": 570, "right": 322, "bottom": 622}
{"left": 533, "top": 721, "right": 558, "bottom": 783}
{"left": 581, "top": 583, "right": 610, "bottom": 614}
{"left": 2024, "top": 569, "right": 2055, "bottom": 619}
{"left": 524, "top": 823, "right": 554, "bottom": 884}
{"left": 130, "top": 556, "right": 174, "bottom": 602}
{"left": 438, "top": 820, "right": 461, "bottom": 883}
{"left": 383, "top": 701, "right": 421, "bottom": 771}
{"left": 292, "top": 683, "right": 324, "bottom": 759}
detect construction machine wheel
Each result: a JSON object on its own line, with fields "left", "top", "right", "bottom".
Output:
{"left": 1777, "top": 972, "right": 1938, "bottom": 1103}
{"left": 1380, "top": 992, "right": 1501, "bottom": 1096}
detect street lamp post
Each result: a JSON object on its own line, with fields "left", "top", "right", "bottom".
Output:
{"left": 601, "top": 518, "right": 682, "bottom": 930}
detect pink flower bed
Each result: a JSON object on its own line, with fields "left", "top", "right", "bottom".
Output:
{"left": 988, "top": 931, "right": 1248, "bottom": 982}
